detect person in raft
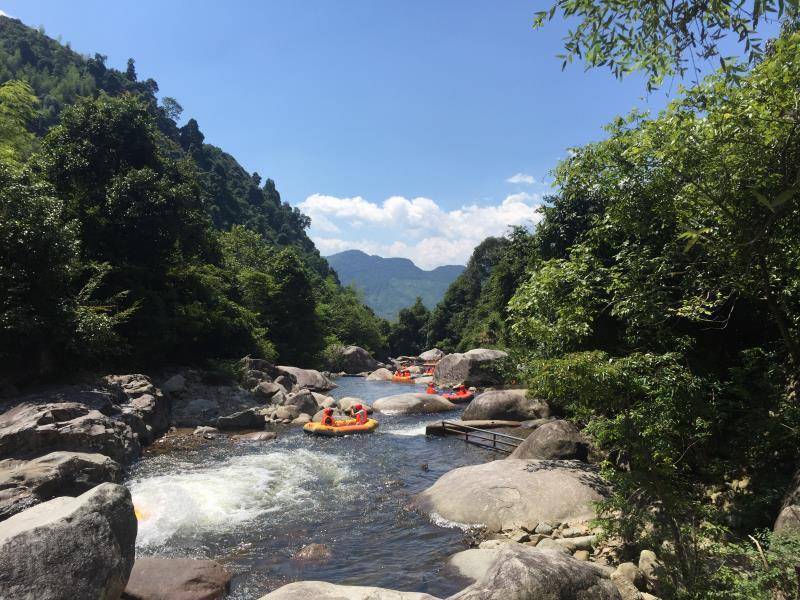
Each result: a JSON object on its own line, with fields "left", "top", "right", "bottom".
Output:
{"left": 426, "top": 383, "right": 438, "bottom": 395}
{"left": 350, "top": 403, "right": 369, "bottom": 425}
{"left": 321, "top": 407, "right": 336, "bottom": 426}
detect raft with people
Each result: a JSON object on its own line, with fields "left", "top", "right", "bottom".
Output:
{"left": 392, "top": 369, "right": 414, "bottom": 383}
{"left": 303, "top": 405, "right": 378, "bottom": 436}
{"left": 426, "top": 383, "right": 474, "bottom": 402}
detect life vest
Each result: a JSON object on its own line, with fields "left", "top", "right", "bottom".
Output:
{"left": 354, "top": 409, "right": 368, "bottom": 425}
{"left": 426, "top": 386, "right": 437, "bottom": 394}
{"left": 322, "top": 414, "right": 335, "bottom": 426}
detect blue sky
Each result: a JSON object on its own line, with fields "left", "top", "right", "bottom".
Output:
{"left": 0, "top": 1, "right": 778, "bottom": 267}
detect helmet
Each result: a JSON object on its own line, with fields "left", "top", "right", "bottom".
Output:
{"left": 354, "top": 403, "right": 363, "bottom": 410}
{"left": 323, "top": 407, "right": 334, "bottom": 414}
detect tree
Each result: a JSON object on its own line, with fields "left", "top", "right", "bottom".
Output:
{"left": 160, "top": 96, "right": 183, "bottom": 122}
{"left": 125, "top": 57, "right": 136, "bottom": 81}
{"left": 0, "top": 80, "right": 37, "bottom": 167}
{"left": 389, "top": 297, "right": 431, "bottom": 357}
{"left": 533, "top": 0, "right": 798, "bottom": 89}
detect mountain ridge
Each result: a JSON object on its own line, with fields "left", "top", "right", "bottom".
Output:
{"left": 327, "top": 249, "right": 465, "bottom": 320}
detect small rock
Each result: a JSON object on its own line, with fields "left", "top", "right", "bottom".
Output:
{"left": 534, "top": 522, "right": 554, "bottom": 535}
{"left": 535, "top": 538, "right": 571, "bottom": 554}
{"left": 292, "top": 543, "right": 332, "bottom": 562}
{"left": 193, "top": 426, "right": 218, "bottom": 437}
{"left": 232, "top": 431, "right": 277, "bottom": 442}
{"left": 292, "top": 414, "right": 311, "bottom": 425}
{"left": 478, "top": 539, "right": 514, "bottom": 550}
{"left": 123, "top": 557, "right": 231, "bottom": 600}
{"left": 614, "top": 562, "right": 646, "bottom": 590}
{"left": 639, "top": 549, "right": 666, "bottom": 596}
{"left": 574, "top": 550, "right": 590, "bottom": 561}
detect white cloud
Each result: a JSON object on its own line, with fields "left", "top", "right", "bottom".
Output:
{"left": 300, "top": 192, "right": 543, "bottom": 269}
{"left": 0, "top": 10, "right": 10, "bottom": 17}
{"left": 506, "top": 172, "right": 535, "bottom": 185}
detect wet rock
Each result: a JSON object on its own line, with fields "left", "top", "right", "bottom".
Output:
{"left": 510, "top": 419, "right": 589, "bottom": 462}
{"left": 366, "top": 368, "right": 394, "bottom": 381}
{"left": 192, "top": 426, "right": 218, "bottom": 437}
{"left": 372, "top": 393, "right": 456, "bottom": 415}
{"left": 443, "top": 548, "right": 500, "bottom": 585}
{"left": 432, "top": 348, "right": 508, "bottom": 387}
{"left": 337, "top": 346, "right": 380, "bottom": 374}
{"left": 122, "top": 556, "right": 231, "bottom": 600}
{"left": 275, "top": 405, "right": 301, "bottom": 421}
{"left": 292, "top": 414, "right": 312, "bottom": 425}
{"left": 449, "top": 544, "right": 621, "bottom": 600}
{"left": 462, "top": 389, "right": 550, "bottom": 422}
{"left": 312, "top": 393, "right": 336, "bottom": 408}
{"left": 292, "top": 543, "right": 332, "bottom": 562}
{"left": 0, "top": 451, "right": 122, "bottom": 521}
{"left": 282, "top": 390, "right": 318, "bottom": 416}
{"left": 0, "top": 402, "right": 140, "bottom": 465}
{"left": 232, "top": 431, "right": 277, "bottom": 442}
{"left": 276, "top": 366, "right": 337, "bottom": 392}
{"left": 258, "top": 581, "right": 440, "bottom": 599}
{"left": 274, "top": 375, "right": 295, "bottom": 393}
{"left": 215, "top": 408, "right": 265, "bottom": 430}
{"left": 412, "top": 459, "right": 608, "bottom": 532}
{"left": 0, "top": 483, "right": 136, "bottom": 600}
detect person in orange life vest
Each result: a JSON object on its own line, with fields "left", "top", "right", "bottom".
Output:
{"left": 426, "top": 383, "right": 437, "bottom": 395}
{"left": 321, "top": 407, "right": 336, "bottom": 426}
{"left": 454, "top": 384, "right": 467, "bottom": 394}
{"left": 351, "top": 403, "right": 368, "bottom": 425}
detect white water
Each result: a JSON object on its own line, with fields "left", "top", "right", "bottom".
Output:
{"left": 382, "top": 423, "right": 428, "bottom": 436}
{"left": 129, "top": 448, "right": 355, "bottom": 548}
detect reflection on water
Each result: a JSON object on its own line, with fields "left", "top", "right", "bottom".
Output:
{"left": 126, "top": 377, "right": 495, "bottom": 598}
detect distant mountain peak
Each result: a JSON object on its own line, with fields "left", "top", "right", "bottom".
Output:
{"left": 326, "top": 250, "right": 465, "bottom": 320}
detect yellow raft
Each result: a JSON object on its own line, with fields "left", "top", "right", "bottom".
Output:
{"left": 303, "top": 418, "right": 379, "bottom": 436}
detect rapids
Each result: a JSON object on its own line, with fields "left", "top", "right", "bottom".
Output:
{"left": 126, "top": 378, "right": 497, "bottom": 598}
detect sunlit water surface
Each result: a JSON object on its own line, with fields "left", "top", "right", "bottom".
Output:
{"left": 126, "top": 378, "right": 497, "bottom": 599}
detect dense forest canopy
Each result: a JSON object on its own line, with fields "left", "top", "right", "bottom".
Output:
{"left": 0, "top": 16, "right": 392, "bottom": 375}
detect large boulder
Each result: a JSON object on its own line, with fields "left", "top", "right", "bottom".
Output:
{"left": 462, "top": 389, "right": 550, "bottom": 422}
{"left": 775, "top": 468, "right": 800, "bottom": 534}
{"left": 0, "top": 482, "right": 137, "bottom": 600}
{"left": 103, "top": 374, "right": 169, "bottom": 443}
{"left": 366, "top": 368, "right": 394, "bottom": 381}
{"left": 253, "top": 381, "right": 286, "bottom": 403}
{"left": 412, "top": 459, "right": 607, "bottom": 532}
{"left": 0, "top": 402, "right": 140, "bottom": 465}
{"left": 372, "top": 393, "right": 456, "bottom": 415}
{"left": 122, "top": 557, "right": 231, "bottom": 600}
{"left": 277, "top": 366, "right": 337, "bottom": 392}
{"left": 419, "top": 348, "right": 445, "bottom": 362}
{"left": 442, "top": 548, "right": 500, "bottom": 585}
{"left": 449, "top": 545, "right": 621, "bottom": 600}
{"left": 215, "top": 408, "right": 266, "bottom": 430}
{"left": 282, "top": 389, "right": 319, "bottom": 416}
{"left": 432, "top": 348, "right": 508, "bottom": 387}
{"left": 258, "top": 581, "right": 439, "bottom": 599}
{"left": 510, "top": 420, "right": 589, "bottom": 462}
{"left": 0, "top": 451, "right": 122, "bottom": 521}
{"left": 339, "top": 346, "right": 380, "bottom": 374}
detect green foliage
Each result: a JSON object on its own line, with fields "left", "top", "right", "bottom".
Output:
{"left": 0, "top": 79, "right": 37, "bottom": 166}
{"left": 532, "top": 0, "right": 797, "bottom": 89}
{"left": 388, "top": 297, "right": 431, "bottom": 357}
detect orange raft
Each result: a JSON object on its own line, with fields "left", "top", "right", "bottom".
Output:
{"left": 442, "top": 390, "right": 474, "bottom": 403}
{"left": 303, "top": 418, "right": 379, "bottom": 436}
{"left": 392, "top": 370, "right": 414, "bottom": 383}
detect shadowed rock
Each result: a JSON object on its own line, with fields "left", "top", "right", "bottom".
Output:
{"left": 432, "top": 348, "right": 508, "bottom": 387}
{"left": 373, "top": 393, "right": 456, "bottom": 415}
{"left": 510, "top": 419, "right": 589, "bottom": 462}
{"left": 277, "top": 366, "right": 337, "bottom": 392}
{"left": 122, "top": 557, "right": 231, "bottom": 600}
{"left": 462, "top": 389, "right": 550, "bottom": 422}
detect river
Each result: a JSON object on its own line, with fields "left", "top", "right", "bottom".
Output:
{"left": 126, "top": 378, "right": 497, "bottom": 599}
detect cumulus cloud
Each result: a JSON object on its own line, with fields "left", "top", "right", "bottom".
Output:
{"left": 0, "top": 10, "right": 10, "bottom": 17}
{"left": 506, "top": 172, "right": 535, "bottom": 185}
{"left": 300, "top": 192, "right": 543, "bottom": 269}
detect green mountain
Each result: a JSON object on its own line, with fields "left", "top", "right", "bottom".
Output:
{"left": 327, "top": 250, "right": 464, "bottom": 320}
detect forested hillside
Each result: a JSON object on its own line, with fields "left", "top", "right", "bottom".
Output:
{"left": 0, "top": 16, "right": 387, "bottom": 378}
{"left": 423, "top": 21, "right": 800, "bottom": 596}
{"left": 327, "top": 250, "right": 464, "bottom": 320}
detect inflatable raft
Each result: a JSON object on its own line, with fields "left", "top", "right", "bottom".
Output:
{"left": 392, "top": 374, "right": 413, "bottom": 383}
{"left": 443, "top": 391, "right": 474, "bottom": 403}
{"left": 303, "top": 418, "right": 379, "bottom": 436}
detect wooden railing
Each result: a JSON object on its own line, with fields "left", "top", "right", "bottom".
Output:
{"left": 432, "top": 420, "right": 525, "bottom": 454}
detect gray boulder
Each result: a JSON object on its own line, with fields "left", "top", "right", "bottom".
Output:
{"left": 103, "top": 375, "right": 169, "bottom": 443}
{"left": 373, "top": 393, "right": 456, "bottom": 415}
{"left": 160, "top": 374, "right": 186, "bottom": 395}
{"left": 258, "top": 581, "right": 439, "bottom": 599}
{"left": 0, "top": 482, "right": 137, "bottom": 600}
{"left": 283, "top": 389, "right": 319, "bottom": 416}
{"left": 0, "top": 451, "right": 122, "bottom": 521}
{"left": 432, "top": 348, "right": 508, "bottom": 387}
{"left": 419, "top": 348, "right": 445, "bottom": 362}
{"left": 253, "top": 381, "right": 285, "bottom": 403}
{"left": 510, "top": 420, "right": 589, "bottom": 461}
{"left": 339, "top": 346, "right": 380, "bottom": 374}
{"left": 338, "top": 397, "right": 373, "bottom": 414}
{"left": 0, "top": 402, "right": 140, "bottom": 465}
{"left": 443, "top": 548, "right": 500, "bottom": 585}
{"left": 775, "top": 468, "right": 800, "bottom": 534}
{"left": 462, "top": 389, "right": 550, "bottom": 422}
{"left": 277, "top": 366, "right": 337, "bottom": 392}
{"left": 366, "top": 368, "right": 394, "bottom": 381}
{"left": 215, "top": 408, "right": 265, "bottom": 430}
{"left": 178, "top": 398, "right": 220, "bottom": 426}
{"left": 122, "top": 557, "right": 231, "bottom": 600}
{"left": 412, "top": 459, "right": 607, "bottom": 532}
{"left": 232, "top": 431, "right": 277, "bottom": 442}
{"left": 449, "top": 545, "right": 621, "bottom": 600}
